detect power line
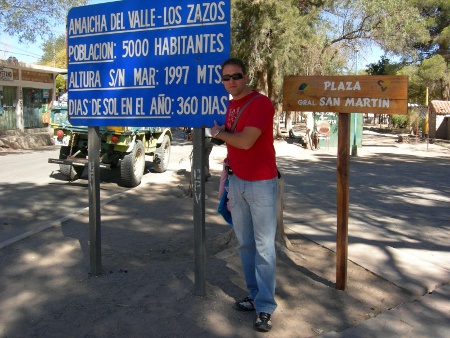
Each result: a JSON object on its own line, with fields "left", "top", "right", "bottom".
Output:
{"left": 0, "top": 49, "right": 41, "bottom": 60}
{"left": 0, "top": 39, "right": 43, "bottom": 62}
{"left": 0, "top": 47, "right": 42, "bottom": 58}
{"left": 1, "top": 41, "right": 42, "bottom": 56}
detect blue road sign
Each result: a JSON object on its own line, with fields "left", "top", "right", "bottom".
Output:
{"left": 67, "top": 0, "right": 230, "bottom": 127}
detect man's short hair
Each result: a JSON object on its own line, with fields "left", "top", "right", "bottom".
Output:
{"left": 221, "top": 58, "right": 247, "bottom": 75}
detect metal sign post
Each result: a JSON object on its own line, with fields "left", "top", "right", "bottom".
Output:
{"left": 283, "top": 75, "right": 408, "bottom": 290}
{"left": 88, "top": 126, "right": 102, "bottom": 275}
{"left": 192, "top": 128, "right": 206, "bottom": 295}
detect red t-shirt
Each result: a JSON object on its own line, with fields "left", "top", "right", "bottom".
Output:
{"left": 225, "top": 91, "right": 277, "bottom": 181}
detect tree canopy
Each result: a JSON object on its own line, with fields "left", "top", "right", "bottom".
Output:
{"left": 367, "top": 0, "right": 450, "bottom": 102}
{"left": 366, "top": 56, "right": 403, "bottom": 76}
{"left": 229, "top": 0, "right": 433, "bottom": 106}
{"left": 412, "top": 0, "right": 450, "bottom": 62}
{"left": 39, "top": 34, "right": 67, "bottom": 68}
{"left": 0, "top": 0, "right": 88, "bottom": 43}
{"left": 321, "top": 0, "right": 429, "bottom": 61}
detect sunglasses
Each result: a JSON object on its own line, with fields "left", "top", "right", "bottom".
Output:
{"left": 222, "top": 73, "right": 244, "bottom": 81}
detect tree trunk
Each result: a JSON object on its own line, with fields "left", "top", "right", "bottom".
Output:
{"left": 275, "top": 177, "right": 302, "bottom": 262}
{"left": 276, "top": 178, "right": 293, "bottom": 249}
{"left": 303, "top": 111, "right": 314, "bottom": 150}
{"left": 256, "top": 69, "right": 268, "bottom": 96}
{"left": 286, "top": 111, "right": 293, "bottom": 135}
{"left": 275, "top": 104, "right": 282, "bottom": 138}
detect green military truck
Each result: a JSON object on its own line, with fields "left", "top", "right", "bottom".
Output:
{"left": 48, "top": 105, "right": 172, "bottom": 187}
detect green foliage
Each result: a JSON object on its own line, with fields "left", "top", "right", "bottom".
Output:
{"left": 411, "top": 0, "right": 450, "bottom": 62}
{"left": 391, "top": 114, "right": 409, "bottom": 129}
{"left": 55, "top": 74, "right": 66, "bottom": 92}
{"left": 398, "top": 65, "right": 427, "bottom": 104}
{"left": 418, "top": 54, "right": 447, "bottom": 83}
{"left": 437, "top": 26, "right": 450, "bottom": 50}
{"left": 407, "top": 107, "right": 423, "bottom": 133}
{"left": 38, "top": 34, "right": 68, "bottom": 92}
{"left": 365, "top": 0, "right": 450, "bottom": 102}
{"left": 39, "top": 35, "right": 67, "bottom": 68}
{"left": 39, "top": 35, "right": 68, "bottom": 92}
{"left": 391, "top": 108, "right": 425, "bottom": 132}
{"left": 0, "top": 0, "right": 88, "bottom": 43}
{"left": 418, "top": 54, "right": 450, "bottom": 100}
{"left": 323, "top": 0, "right": 429, "bottom": 61}
{"left": 366, "top": 56, "right": 403, "bottom": 75}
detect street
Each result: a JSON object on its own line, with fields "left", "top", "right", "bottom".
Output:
{"left": 0, "top": 129, "right": 194, "bottom": 247}
{"left": 2, "top": 129, "right": 450, "bottom": 296}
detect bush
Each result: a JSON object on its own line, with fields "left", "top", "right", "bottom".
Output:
{"left": 391, "top": 114, "right": 409, "bottom": 128}
{"left": 407, "top": 108, "right": 424, "bottom": 135}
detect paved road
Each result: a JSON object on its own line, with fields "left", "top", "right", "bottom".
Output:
{"left": 281, "top": 131, "right": 450, "bottom": 296}
{"left": 0, "top": 129, "right": 193, "bottom": 247}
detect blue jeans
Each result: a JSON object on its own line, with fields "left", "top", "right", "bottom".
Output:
{"left": 228, "top": 174, "right": 278, "bottom": 315}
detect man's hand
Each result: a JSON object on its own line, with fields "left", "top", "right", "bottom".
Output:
{"left": 211, "top": 121, "right": 225, "bottom": 138}
{"left": 210, "top": 120, "right": 262, "bottom": 150}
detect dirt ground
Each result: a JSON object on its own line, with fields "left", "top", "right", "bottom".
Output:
{"left": 0, "top": 128, "right": 428, "bottom": 338}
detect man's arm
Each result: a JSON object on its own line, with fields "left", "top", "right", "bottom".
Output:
{"left": 212, "top": 124, "right": 262, "bottom": 150}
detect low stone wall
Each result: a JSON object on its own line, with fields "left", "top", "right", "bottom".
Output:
{"left": 0, "top": 128, "right": 54, "bottom": 151}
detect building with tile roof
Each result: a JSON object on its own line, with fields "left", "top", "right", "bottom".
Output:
{"left": 429, "top": 100, "right": 450, "bottom": 140}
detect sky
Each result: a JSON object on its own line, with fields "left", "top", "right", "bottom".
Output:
{"left": 1, "top": 0, "right": 109, "bottom": 64}
{"left": 1, "top": 0, "right": 384, "bottom": 70}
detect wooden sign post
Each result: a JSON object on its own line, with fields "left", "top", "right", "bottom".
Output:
{"left": 283, "top": 75, "right": 408, "bottom": 290}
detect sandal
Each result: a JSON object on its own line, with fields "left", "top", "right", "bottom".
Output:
{"left": 234, "top": 297, "right": 255, "bottom": 311}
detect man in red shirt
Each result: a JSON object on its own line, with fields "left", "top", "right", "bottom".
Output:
{"left": 211, "top": 58, "right": 278, "bottom": 332}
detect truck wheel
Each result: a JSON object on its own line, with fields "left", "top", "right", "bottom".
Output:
{"left": 153, "top": 134, "right": 171, "bottom": 173}
{"left": 59, "top": 146, "right": 83, "bottom": 181}
{"left": 121, "top": 140, "right": 145, "bottom": 187}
